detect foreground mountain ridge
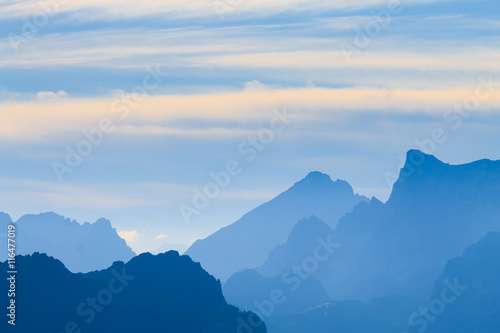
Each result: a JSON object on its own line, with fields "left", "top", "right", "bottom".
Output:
{"left": 0, "top": 251, "right": 267, "bottom": 333}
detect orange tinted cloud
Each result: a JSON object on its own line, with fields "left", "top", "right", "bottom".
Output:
{"left": 1, "top": 87, "right": 499, "bottom": 141}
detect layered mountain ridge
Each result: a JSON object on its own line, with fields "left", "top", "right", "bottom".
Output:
{"left": 186, "top": 171, "right": 368, "bottom": 281}
{"left": 328, "top": 150, "right": 500, "bottom": 300}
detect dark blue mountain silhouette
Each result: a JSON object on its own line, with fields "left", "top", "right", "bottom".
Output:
{"left": 324, "top": 150, "right": 500, "bottom": 300}
{"left": 186, "top": 172, "right": 368, "bottom": 281}
{"left": 410, "top": 231, "right": 500, "bottom": 333}
{"left": 0, "top": 212, "right": 135, "bottom": 272}
{"left": 0, "top": 251, "right": 267, "bottom": 333}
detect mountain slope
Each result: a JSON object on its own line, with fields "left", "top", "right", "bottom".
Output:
{"left": 256, "top": 215, "right": 336, "bottom": 278}
{"left": 268, "top": 296, "right": 423, "bottom": 333}
{"left": 223, "top": 268, "right": 329, "bottom": 318}
{"left": 0, "top": 212, "right": 135, "bottom": 272}
{"left": 412, "top": 231, "right": 500, "bottom": 333}
{"left": 186, "top": 172, "right": 367, "bottom": 281}
{"left": 223, "top": 216, "right": 339, "bottom": 319}
{"left": 327, "top": 150, "right": 500, "bottom": 300}
{"left": 0, "top": 252, "right": 267, "bottom": 333}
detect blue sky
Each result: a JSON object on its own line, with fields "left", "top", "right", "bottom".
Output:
{"left": 1, "top": 0, "right": 499, "bottom": 253}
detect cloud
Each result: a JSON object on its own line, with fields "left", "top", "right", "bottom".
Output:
{"left": 198, "top": 50, "right": 500, "bottom": 72}
{"left": 118, "top": 230, "right": 139, "bottom": 243}
{"left": 1, "top": 86, "right": 500, "bottom": 142}
{"left": 424, "top": 14, "right": 464, "bottom": 21}
{"left": 115, "top": 125, "right": 256, "bottom": 138}
{"left": 37, "top": 90, "right": 67, "bottom": 99}
{"left": 244, "top": 80, "right": 268, "bottom": 91}
{"left": 0, "top": 0, "right": 437, "bottom": 22}
{"left": 0, "top": 13, "right": 497, "bottom": 100}
{"left": 155, "top": 234, "right": 167, "bottom": 240}
{"left": 0, "top": 178, "right": 185, "bottom": 211}
{"left": 1, "top": 24, "right": 498, "bottom": 72}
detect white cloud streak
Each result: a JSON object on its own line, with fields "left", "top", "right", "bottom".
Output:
{"left": 0, "top": 0, "right": 441, "bottom": 22}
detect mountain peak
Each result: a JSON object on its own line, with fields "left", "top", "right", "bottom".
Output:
{"left": 94, "top": 218, "right": 113, "bottom": 229}
{"left": 290, "top": 215, "right": 333, "bottom": 236}
{"left": 404, "top": 149, "right": 444, "bottom": 169}
{"left": 304, "top": 171, "right": 332, "bottom": 182}
{"left": 0, "top": 212, "right": 12, "bottom": 223}
{"left": 186, "top": 170, "right": 367, "bottom": 281}
{"left": 392, "top": 150, "right": 447, "bottom": 187}
{"left": 291, "top": 171, "right": 353, "bottom": 194}
{"left": 1, "top": 212, "right": 136, "bottom": 273}
{"left": 396, "top": 150, "right": 500, "bottom": 189}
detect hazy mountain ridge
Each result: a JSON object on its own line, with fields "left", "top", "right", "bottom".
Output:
{"left": 0, "top": 212, "right": 135, "bottom": 272}
{"left": 223, "top": 268, "right": 329, "bottom": 318}
{"left": 325, "top": 150, "right": 500, "bottom": 300}
{"left": 223, "top": 216, "right": 335, "bottom": 319}
{"left": 256, "top": 216, "right": 336, "bottom": 278}
{"left": 3, "top": 150, "right": 500, "bottom": 332}
{"left": 416, "top": 231, "right": 500, "bottom": 333}
{"left": 152, "top": 242, "right": 189, "bottom": 255}
{"left": 267, "top": 296, "right": 424, "bottom": 333}
{"left": 221, "top": 151, "right": 500, "bottom": 332}
{"left": 186, "top": 172, "right": 368, "bottom": 281}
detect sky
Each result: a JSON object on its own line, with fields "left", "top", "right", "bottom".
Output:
{"left": 0, "top": 0, "right": 499, "bottom": 253}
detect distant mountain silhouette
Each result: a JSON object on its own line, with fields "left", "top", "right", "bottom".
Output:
{"left": 256, "top": 216, "right": 336, "bottom": 278}
{"left": 0, "top": 251, "right": 267, "bottom": 333}
{"left": 186, "top": 172, "right": 368, "bottom": 281}
{"left": 0, "top": 212, "right": 11, "bottom": 224}
{"left": 223, "top": 216, "right": 341, "bottom": 319}
{"left": 325, "top": 150, "right": 500, "bottom": 300}
{"left": 411, "top": 231, "right": 500, "bottom": 333}
{"left": 222, "top": 151, "right": 500, "bottom": 331}
{"left": 152, "top": 242, "right": 189, "bottom": 255}
{"left": 224, "top": 268, "right": 329, "bottom": 318}
{"left": 0, "top": 212, "right": 11, "bottom": 240}
{"left": 0, "top": 212, "right": 135, "bottom": 272}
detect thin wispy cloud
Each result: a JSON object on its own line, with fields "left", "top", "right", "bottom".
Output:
{"left": 0, "top": 0, "right": 440, "bottom": 22}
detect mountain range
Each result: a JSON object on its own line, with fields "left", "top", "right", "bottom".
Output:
{"left": 416, "top": 231, "right": 500, "bottom": 333}
{"left": 186, "top": 172, "right": 368, "bottom": 281}
{"left": 0, "top": 212, "right": 135, "bottom": 272}
{"left": 3, "top": 150, "right": 500, "bottom": 332}
{"left": 223, "top": 216, "right": 335, "bottom": 318}
{"left": 0, "top": 251, "right": 267, "bottom": 333}
{"left": 326, "top": 150, "right": 500, "bottom": 300}
{"left": 219, "top": 150, "right": 500, "bottom": 332}
{"left": 265, "top": 228, "right": 500, "bottom": 333}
